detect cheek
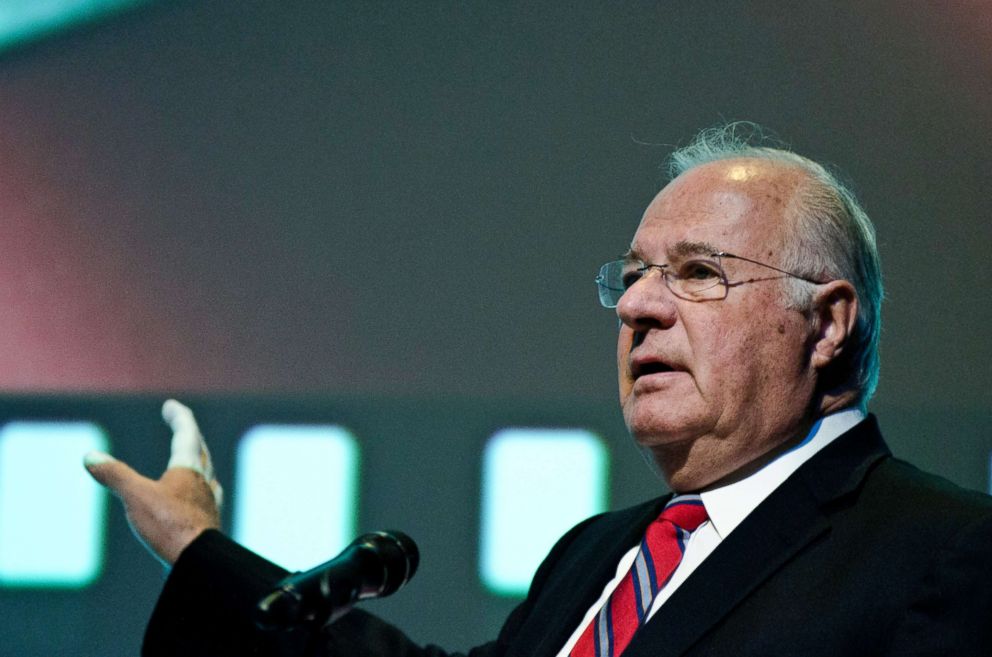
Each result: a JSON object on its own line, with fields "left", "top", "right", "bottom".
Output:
{"left": 690, "top": 318, "right": 763, "bottom": 394}
{"left": 707, "top": 314, "right": 800, "bottom": 395}
{"left": 689, "top": 318, "right": 733, "bottom": 369}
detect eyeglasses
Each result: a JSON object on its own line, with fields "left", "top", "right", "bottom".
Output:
{"left": 595, "top": 251, "right": 827, "bottom": 308}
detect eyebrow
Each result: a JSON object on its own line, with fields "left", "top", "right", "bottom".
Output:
{"left": 622, "top": 240, "right": 722, "bottom": 263}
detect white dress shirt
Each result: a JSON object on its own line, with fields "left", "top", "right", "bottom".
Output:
{"left": 555, "top": 409, "right": 865, "bottom": 657}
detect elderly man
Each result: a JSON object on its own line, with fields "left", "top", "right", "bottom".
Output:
{"left": 85, "top": 125, "right": 992, "bottom": 656}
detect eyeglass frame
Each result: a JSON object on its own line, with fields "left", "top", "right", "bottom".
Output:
{"left": 595, "top": 251, "right": 829, "bottom": 308}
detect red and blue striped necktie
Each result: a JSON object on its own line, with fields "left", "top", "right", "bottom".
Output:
{"left": 569, "top": 494, "right": 709, "bottom": 657}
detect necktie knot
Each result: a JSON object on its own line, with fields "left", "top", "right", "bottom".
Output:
{"left": 657, "top": 494, "right": 708, "bottom": 533}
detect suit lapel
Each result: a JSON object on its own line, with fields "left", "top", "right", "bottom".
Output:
{"left": 622, "top": 417, "right": 890, "bottom": 657}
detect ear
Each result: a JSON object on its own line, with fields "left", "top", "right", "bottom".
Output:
{"left": 809, "top": 280, "right": 858, "bottom": 370}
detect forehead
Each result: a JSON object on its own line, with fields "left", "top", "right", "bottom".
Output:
{"left": 630, "top": 158, "right": 805, "bottom": 259}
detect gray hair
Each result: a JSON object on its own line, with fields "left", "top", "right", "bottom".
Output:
{"left": 667, "top": 122, "right": 883, "bottom": 406}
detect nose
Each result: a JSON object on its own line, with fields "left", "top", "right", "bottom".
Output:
{"left": 615, "top": 268, "right": 678, "bottom": 332}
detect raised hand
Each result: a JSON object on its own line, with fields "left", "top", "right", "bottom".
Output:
{"left": 83, "top": 399, "right": 223, "bottom": 565}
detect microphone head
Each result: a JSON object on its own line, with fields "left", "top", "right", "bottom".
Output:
{"left": 355, "top": 530, "right": 419, "bottom": 597}
{"left": 255, "top": 529, "right": 421, "bottom": 631}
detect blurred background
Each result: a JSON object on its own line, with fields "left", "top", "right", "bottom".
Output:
{"left": 0, "top": 1, "right": 989, "bottom": 655}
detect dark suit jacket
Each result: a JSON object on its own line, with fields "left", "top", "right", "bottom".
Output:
{"left": 143, "top": 416, "right": 992, "bottom": 656}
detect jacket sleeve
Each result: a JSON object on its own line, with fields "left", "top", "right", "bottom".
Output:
{"left": 142, "top": 510, "right": 607, "bottom": 657}
{"left": 142, "top": 530, "right": 497, "bottom": 657}
{"left": 143, "top": 529, "right": 310, "bottom": 657}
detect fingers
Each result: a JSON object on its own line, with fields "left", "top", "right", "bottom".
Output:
{"left": 163, "top": 399, "right": 210, "bottom": 476}
{"left": 83, "top": 450, "right": 146, "bottom": 500}
{"left": 162, "top": 399, "right": 223, "bottom": 508}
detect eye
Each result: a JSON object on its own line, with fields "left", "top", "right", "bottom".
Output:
{"left": 678, "top": 259, "right": 722, "bottom": 281}
{"left": 621, "top": 269, "right": 643, "bottom": 289}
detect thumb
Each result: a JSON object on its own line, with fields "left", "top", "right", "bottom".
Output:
{"left": 83, "top": 451, "right": 145, "bottom": 499}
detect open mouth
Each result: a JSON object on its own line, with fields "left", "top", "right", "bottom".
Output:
{"left": 632, "top": 360, "right": 676, "bottom": 379}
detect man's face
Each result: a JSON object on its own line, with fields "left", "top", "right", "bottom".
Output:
{"left": 617, "top": 159, "right": 819, "bottom": 489}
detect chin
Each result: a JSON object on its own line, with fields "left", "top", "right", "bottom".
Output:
{"left": 625, "top": 417, "right": 668, "bottom": 443}
{"left": 624, "top": 410, "right": 703, "bottom": 448}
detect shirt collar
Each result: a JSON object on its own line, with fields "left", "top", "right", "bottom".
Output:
{"left": 699, "top": 408, "right": 865, "bottom": 540}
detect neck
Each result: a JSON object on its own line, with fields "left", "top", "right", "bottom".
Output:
{"left": 651, "top": 422, "right": 816, "bottom": 493}
{"left": 652, "top": 391, "right": 861, "bottom": 492}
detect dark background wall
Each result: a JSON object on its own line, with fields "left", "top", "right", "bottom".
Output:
{"left": 0, "top": 2, "right": 990, "bottom": 656}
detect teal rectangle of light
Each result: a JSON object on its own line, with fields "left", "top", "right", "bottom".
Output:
{"left": 0, "top": 421, "right": 109, "bottom": 588}
{"left": 232, "top": 425, "right": 359, "bottom": 572}
{"left": 0, "top": 0, "right": 152, "bottom": 53}
{"left": 480, "top": 428, "right": 608, "bottom": 596}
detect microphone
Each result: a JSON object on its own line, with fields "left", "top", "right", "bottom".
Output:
{"left": 255, "top": 530, "right": 419, "bottom": 630}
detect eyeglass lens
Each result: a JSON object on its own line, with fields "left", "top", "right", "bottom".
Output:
{"left": 595, "top": 258, "right": 728, "bottom": 307}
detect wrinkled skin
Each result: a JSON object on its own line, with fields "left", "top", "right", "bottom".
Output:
{"left": 616, "top": 158, "right": 858, "bottom": 491}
